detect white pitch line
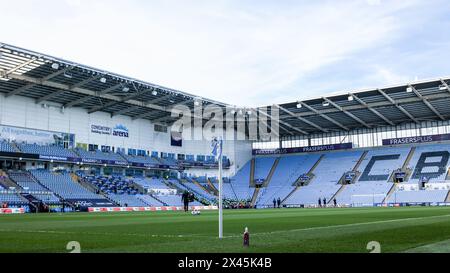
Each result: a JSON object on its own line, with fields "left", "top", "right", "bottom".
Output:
{"left": 0, "top": 229, "right": 207, "bottom": 238}
{"left": 222, "top": 213, "right": 450, "bottom": 238}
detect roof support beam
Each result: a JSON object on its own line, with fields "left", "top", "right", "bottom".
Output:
{"left": 299, "top": 102, "right": 349, "bottom": 131}
{"left": 282, "top": 92, "right": 450, "bottom": 120}
{"left": 88, "top": 94, "right": 166, "bottom": 114}
{"left": 378, "top": 88, "right": 419, "bottom": 123}
{"left": 255, "top": 107, "right": 308, "bottom": 135}
{"left": 275, "top": 105, "right": 328, "bottom": 133}
{"left": 143, "top": 99, "right": 194, "bottom": 122}
{"left": 350, "top": 93, "right": 395, "bottom": 126}
{"left": 89, "top": 87, "right": 166, "bottom": 114}
{"left": 323, "top": 97, "right": 371, "bottom": 128}
{"left": 111, "top": 105, "right": 142, "bottom": 117}
{"left": 36, "top": 75, "right": 102, "bottom": 104}
{"left": 259, "top": 118, "right": 283, "bottom": 139}
{"left": 409, "top": 85, "right": 445, "bottom": 120}
{"left": 5, "top": 58, "right": 36, "bottom": 76}
{"left": 440, "top": 79, "right": 450, "bottom": 93}
{"left": 111, "top": 94, "right": 173, "bottom": 117}
{"left": 64, "top": 83, "right": 122, "bottom": 108}
{"left": 89, "top": 90, "right": 144, "bottom": 114}
{"left": 8, "top": 73, "right": 168, "bottom": 113}
{"left": 5, "top": 68, "right": 68, "bottom": 98}
{"left": 5, "top": 83, "right": 35, "bottom": 98}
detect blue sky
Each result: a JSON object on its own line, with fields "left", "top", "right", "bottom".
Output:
{"left": 1, "top": 0, "right": 450, "bottom": 107}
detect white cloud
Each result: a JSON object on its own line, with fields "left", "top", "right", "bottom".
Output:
{"left": 0, "top": 0, "right": 444, "bottom": 107}
{"left": 366, "top": 0, "right": 382, "bottom": 6}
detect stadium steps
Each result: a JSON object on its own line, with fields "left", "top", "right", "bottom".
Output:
{"left": 206, "top": 178, "right": 219, "bottom": 195}
{"left": 249, "top": 158, "right": 256, "bottom": 187}
{"left": 262, "top": 158, "right": 280, "bottom": 188}
{"left": 282, "top": 186, "right": 300, "bottom": 204}
{"left": 28, "top": 171, "right": 67, "bottom": 202}
{"left": 250, "top": 188, "right": 260, "bottom": 208}
{"left": 0, "top": 171, "right": 21, "bottom": 189}
{"left": 130, "top": 180, "right": 146, "bottom": 194}
{"left": 150, "top": 194, "right": 168, "bottom": 206}
{"left": 250, "top": 158, "right": 280, "bottom": 207}
{"left": 382, "top": 183, "right": 398, "bottom": 204}
{"left": 72, "top": 149, "right": 81, "bottom": 157}
{"left": 10, "top": 142, "right": 22, "bottom": 153}
{"left": 404, "top": 147, "right": 416, "bottom": 168}
{"left": 329, "top": 151, "right": 368, "bottom": 204}
{"left": 445, "top": 191, "right": 450, "bottom": 203}
{"left": 117, "top": 152, "right": 129, "bottom": 162}
{"left": 77, "top": 175, "right": 101, "bottom": 194}
{"left": 228, "top": 181, "right": 240, "bottom": 201}
{"left": 172, "top": 179, "right": 212, "bottom": 204}
{"left": 33, "top": 171, "right": 111, "bottom": 206}
{"left": 400, "top": 147, "right": 416, "bottom": 182}
{"left": 354, "top": 151, "right": 369, "bottom": 173}
{"left": 309, "top": 154, "right": 326, "bottom": 175}
{"left": 282, "top": 155, "right": 326, "bottom": 203}
{"left": 192, "top": 179, "right": 211, "bottom": 195}
{"left": 292, "top": 154, "right": 327, "bottom": 187}
{"left": 162, "top": 179, "right": 181, "bottom": 191}
{"left": 328, "top": 186, "right": 347, "bottom": 205}
{"left": 20, "top": 193, "right": 42, "bottom": 212}
{"left": 143, "top": 195, "right": 165, "bottom": 206}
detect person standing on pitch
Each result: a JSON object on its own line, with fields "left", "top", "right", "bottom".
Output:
{"left": 323, "top": 198, "right": 327, "bottom": 208}
{"left": 333, "top": 198, "right": 337, "bottom": 208}
{"left": 273, "top": 198, "right": 276, "bottom": 209}
{"left": 318, "top": 198, "right": 322, "bottom": 208}
{"left": 277, "top": 197, "right": 281, "bottom": 209}
{"left": 181, "top": 191, "right": 189, "bottom": 212}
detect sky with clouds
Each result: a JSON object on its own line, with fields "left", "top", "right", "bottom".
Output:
{"left": 1, "top": 0, "right": 450, "bottom": 107}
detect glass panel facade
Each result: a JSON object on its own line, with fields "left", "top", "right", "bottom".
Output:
{"left": 253, "top": 120, "right": 450, "bottom": 150}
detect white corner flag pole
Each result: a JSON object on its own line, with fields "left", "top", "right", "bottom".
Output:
{"left": 212, "top": 137, "right": 223, "bottom": 239}
{"left": 218, "top": 153, "right": 223, "bottom": 239}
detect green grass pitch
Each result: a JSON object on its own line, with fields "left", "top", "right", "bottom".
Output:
{"left": 2, "top": 206, "right": 450, "bottom": 253}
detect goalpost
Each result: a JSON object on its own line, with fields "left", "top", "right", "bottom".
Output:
{"left": 350, "top": 194, "right": 387, "bottom": 207}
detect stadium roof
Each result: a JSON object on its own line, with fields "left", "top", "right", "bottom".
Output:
{"left": 272, "top": 76, "right": 450, "bottom": 136}
{"left": 0, "top": 43, "right": 230, "bottom": 126}
{"left": 1, "top": 43, "right": 450, "bottom": 138}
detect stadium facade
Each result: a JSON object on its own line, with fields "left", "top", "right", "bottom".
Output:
{"left": 1, "top": 43, "right": 450, "bottom": 214}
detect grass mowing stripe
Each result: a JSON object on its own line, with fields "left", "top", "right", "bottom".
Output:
{"left": 226, "top": 213, "right": 450, "bottom": 238}
{"left": 404, "top": 239, "right": 450, "bottom": 253}
{"left": 2, "top": 207, "right": 450, "bottom": 253}
{"left": 0, "top": 229, "right": 208, "bottom": 238}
